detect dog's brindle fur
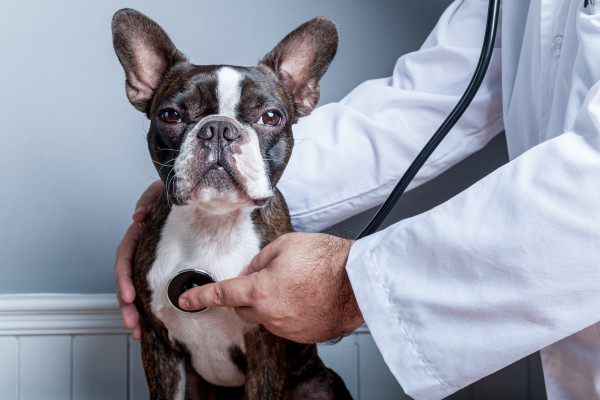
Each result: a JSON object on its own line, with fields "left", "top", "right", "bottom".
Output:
{"left": 113, "top": 9, "right": 351, "bottom": 400}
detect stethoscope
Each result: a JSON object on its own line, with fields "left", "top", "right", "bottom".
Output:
{"left": 168, "top": 0, "right": 502, "bottom": 313}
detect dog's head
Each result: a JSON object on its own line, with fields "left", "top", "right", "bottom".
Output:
{"left": 112, "top": 9, "right": 337, "bottom": 212}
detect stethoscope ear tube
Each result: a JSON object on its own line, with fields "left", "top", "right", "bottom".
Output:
{"left": 357, "top": 0, "right": 501, "bottom": 239}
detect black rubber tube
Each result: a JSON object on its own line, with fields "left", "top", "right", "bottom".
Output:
{"left": 357, "top": 0, "right": 501, "bottom": 239}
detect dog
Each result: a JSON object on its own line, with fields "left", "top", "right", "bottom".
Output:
{"left": 112, "top": 8, "right": 352, "bottom": 399}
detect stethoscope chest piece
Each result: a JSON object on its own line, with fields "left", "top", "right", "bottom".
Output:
{"left": 167, "top": 269, "right": 215, "bottom": 313}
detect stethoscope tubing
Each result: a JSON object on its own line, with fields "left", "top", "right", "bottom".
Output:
{"left": 357, "top": 0, "right": 501, "bottom": 239}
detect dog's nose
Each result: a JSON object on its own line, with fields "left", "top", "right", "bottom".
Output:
{"left": 197, "top": 120, "right": 240, "bottom": 142}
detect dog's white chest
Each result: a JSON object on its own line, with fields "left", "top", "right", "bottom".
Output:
{"left": 148, "top": 205, "right": 260, "bottom": 387}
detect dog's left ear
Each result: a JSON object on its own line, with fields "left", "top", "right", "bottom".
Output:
{"left": 260, "top": 17, "right": 338, "bottom": 117}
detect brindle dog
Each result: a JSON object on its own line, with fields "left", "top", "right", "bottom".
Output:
{"left": 112, "top": 8, "right": 352, "bottom": 400}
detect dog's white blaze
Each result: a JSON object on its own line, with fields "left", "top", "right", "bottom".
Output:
{"left": 215, "top": 67, "right": 271, "bottom": 198}
{"left": 234, "top": 125, "right": 273, "bottom": 200}
{"left": 217, "top": 67, "right": 242, "bottom": 118}
{"left": 148, "top": 205, "right": 260, "bottom": 387}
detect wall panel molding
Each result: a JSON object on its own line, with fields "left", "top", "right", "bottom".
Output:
{"left": 0, "top": 293, "right": 129, "bottom": 336}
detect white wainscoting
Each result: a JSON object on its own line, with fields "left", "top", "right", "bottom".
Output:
{"left": 0, "top": 294, "right": 405, "bottom": 400}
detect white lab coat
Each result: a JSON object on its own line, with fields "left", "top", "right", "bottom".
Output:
{"left": 278, "top": 0, "right": 600, "bottom": 399}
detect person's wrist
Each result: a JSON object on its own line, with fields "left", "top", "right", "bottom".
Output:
{"left": 328, "top": 236, "right": 363, "bottom": 337}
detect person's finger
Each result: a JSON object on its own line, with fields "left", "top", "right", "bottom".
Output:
{"left": 239, "top": 236, "right": 283, "bottom": 276}
{"left": 132, "top": 323, "right": 142, "bottom": 341}
{"left": 179, "top": 275, "right": 257, "bottom": 310}
{"left": 120, "top": 302, "right": 140, "bottom": 330}
{"left": 115, "top": 223, "right": 142, "bottom": 304}
{"left": 132, "top": 181, "right": 164, "bottom": 223}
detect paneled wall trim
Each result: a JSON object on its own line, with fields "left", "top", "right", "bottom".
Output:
{"left": 0, "top": 293, "right": 129, "bottom": 336}
{"left": 0, "top": 293, "right": 405, "bottom": 400}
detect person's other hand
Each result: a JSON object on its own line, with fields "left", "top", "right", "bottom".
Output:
{"left": 179, "top": 232, "right": 364, "bottom": 343}
{"left": 115, "top": 181, "right": 164, "bottom": 340}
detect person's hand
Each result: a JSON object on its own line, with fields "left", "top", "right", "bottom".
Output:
{"left": 178, "top": 232, "right": 364, "bottom": 343}
{"left": 115, "top": 181, "right": 164, "bottom": 340}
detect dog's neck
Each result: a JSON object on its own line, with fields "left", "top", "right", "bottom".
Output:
{"left": 156, "top": 203, "right": 260, "bottom": 282}
{"left": 176, "top": 203, "right": 256, "bottom": 241}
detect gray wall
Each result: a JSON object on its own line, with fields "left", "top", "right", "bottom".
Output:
{"left": 0, "top": 0, "right": 508, "bottom": 296}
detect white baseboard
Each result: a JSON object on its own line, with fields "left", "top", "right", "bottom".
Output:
{"left": 0, "top": 293, "right": 129, "bottom": 336}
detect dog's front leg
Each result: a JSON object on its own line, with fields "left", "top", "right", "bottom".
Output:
{"left": 243, "top": 326, "right": 288, "bottom": 399}
{"left": 141, "top": 326, "right": 186, "bottom": 400}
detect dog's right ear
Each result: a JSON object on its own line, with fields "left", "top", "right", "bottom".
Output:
{"left": 112, "top": 9, "right": 186, "bottom": 114}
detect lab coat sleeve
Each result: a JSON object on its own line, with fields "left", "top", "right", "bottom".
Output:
{"left": 278, "top": 0, "right": 504, "bottom": 233}
{"left": 345, "top": 73, "right": 600, "bottom": 400}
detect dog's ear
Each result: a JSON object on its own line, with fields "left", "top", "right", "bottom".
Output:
{"left": 112, "top": 9, "right": 186, "bottom": 114}
{"left": 260, "top": 17, "right": 338, "bottom": 117}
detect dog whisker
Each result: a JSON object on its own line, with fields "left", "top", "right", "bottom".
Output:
{"left": 150, "top": 158, "right": 177, "bottom": 167}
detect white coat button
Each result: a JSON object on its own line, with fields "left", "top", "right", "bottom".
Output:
{"left": 551, "top": 35, "right": 564, "bottom": 57}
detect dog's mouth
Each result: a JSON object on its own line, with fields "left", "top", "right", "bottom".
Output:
{"left": 201, "top": 162, "right": 241, "bottom": 191}
{"left": 203, "top": 162, "right": 233, "bottom": 182}
{"left": 169, "top": 160, "right": 272, "bottom": 208}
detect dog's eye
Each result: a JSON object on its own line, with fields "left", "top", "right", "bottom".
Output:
{"left": 258, "top": 111, "right": 282, "bottom": 126}
{"left": 160, "top": 110, "right": 181, "bottom": 123}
